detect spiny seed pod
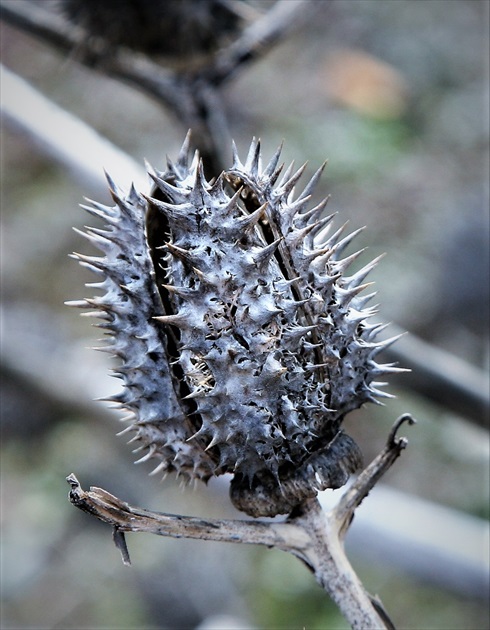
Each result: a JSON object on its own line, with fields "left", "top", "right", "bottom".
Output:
{"left": 62, "top": 0, "right": 245, "bottom": 60}
{"left": 69, "top": 135, "right": 403, "bottom": 517}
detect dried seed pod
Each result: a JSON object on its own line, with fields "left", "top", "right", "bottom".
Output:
{"left": 70, "top": 135, "right": 404, "bottom": 517}
{"left": 62, "top": 0, "right": 245, "bottom": 60}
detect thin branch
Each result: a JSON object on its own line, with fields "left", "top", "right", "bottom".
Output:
{"left": 332, "top": 414, "right": 416, "bottom": 539}
{"left": 205, "top": 0, "right": 322, "bottom": 86}
{"left": 66, "top": 473, "right": 311, "bottom": 560}
{"left": 66, "top": 418, "right": 415, "bottom": 629}
{"left": 66, "top": 474, "right": 388, "bottom": 629}
{"left": 0, "top": 1, "right": 183, "bottom": 108}
{"left": 0, "top": 64, "right": 148, "bottom": 195}
{"left": 385, "top": 328, "right": 489, "bottom": 429}
{"left": 290, "top": 499, "right": 394, "bottom": 630}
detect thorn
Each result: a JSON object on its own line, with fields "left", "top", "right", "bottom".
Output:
{"left": 236, "top": 202, "right": 268, "bottom": 233}
{"left": 149, "top": 173, "right": 185, "bottom": 202}
{"left": 276, "top": 162, "right": 308, "bottom": 197}
{"left": 134, "top": 446, "right": 157, "bottom": 464}
{"left": 263, "top": 141, "right": 284, "bottom": 178}
{"left": 193, "top": 159, "right": 209, "bottom": 193}
{"left": 149, "top": 461, "right": 168, "bottom": 476}
{"left": 344, "top": 254, "right": 386, "bottom": 287}
{"left": 153, "top": 313, "right": 187, "bottom": 327}
{"left": 161, "top": 283, "right": 195, "bottom": 298}
{"left": 177, "top": 130, "right": 193, "bottom": 167}
{"left": 252, "top": 237, "right": 282, "bottom": 266}
{"left": 204, "top": 433, "right": 222, "bottom": 451}
{"left": 332, "top": 227, "right": 366, "bottom": 257}
{"left": 245, "top": 137, "right": 261, "bottom": 175}
{"left": 165, "top": 242, "right": 195, "bottom": 264}
{"left": 231, "top": 138, "right": 241, "bottom": 167}
{"left": 297, "top": 160, "right": 328, "bottom": 200}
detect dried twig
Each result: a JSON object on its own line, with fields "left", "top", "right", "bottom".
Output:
{"left": 67, "top": 415, "right": 414, "bottom": 629}
{"left": 332, "top": 414, "right": 416, "bottom": 539}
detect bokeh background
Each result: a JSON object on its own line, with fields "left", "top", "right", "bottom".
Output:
{"left": 1, "top": 1, "right": 489, "bottom": 628}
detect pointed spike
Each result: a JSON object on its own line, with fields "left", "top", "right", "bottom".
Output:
{"left": 104, "top": 170, "right": 126, "bottom": 204}
{"left": 332, "top": 226, "right": 366, "bottom": 257}
{"left": 225, "top": 184, "right": 245, "bottom": 214}
{"left": 277, "top": 162, "right": 308, "bottom": 197}
{"left": 337, "top": 282, "right": 375, "bottom": 305}
{"left": 149, "top": 173, "right": 186, "bottom": 202}
{"left": 306, "top": 211, "right": 336, "bottom": 239}
{"left": 369, "top": 332, "right": 407, "bottom": 356}
{"left": 323, "top": 221, "right": 350, "bottom": 248}
{"left": 305, "top": 246, "right": 332, "bottom": 263}
{"left": 177, "top": 130, "right": 193, "bottom": 167}
{"left": 80, "top": 201, "right": 117, "bottom": 223}
{"left": 134, "top": 446, "right": 157, "bottom": 464}
{"left": 182, "top": 388, "right": 206, "bottom": 400}
{"left": 245, "top": 137, "right": 261, "bottom": 174}
{"left": 298, "top": 160, "right": 327, "bottom": 200}
{"left": 231, "top": 138, "right": 241, "bottom": 167}
{"left": 166, "top": 242, "right": 195, "bottom": 263}
{"left": 355, "top": 292, "right": 378, "bottom": 310}
{"left": 143, "top": 194, "right": 190, "bottom": 223}
{"left": 274, "top": 276, "right": 301, "bottom": 291}
{"left": 331, "top": 249, "right": 367, "bottom": 274}
{"left": 161, "top": 284, "right": 195, "bottom": 298}
{"left": 345, "top": 253, "right": 386, "bottom": 287}
{"left": 263, "top": 142, "right": 284, "bottom": 178}
{"left": 369, "top": 385, "right": 396, "bottom": 399}
{"left": 276, "top": 160, "right": 295, "bottom": 190}
{"left": 286, "top": 221, "right": 316, "bottom": 247}
{"left": 65, "top": 299, "right": 89, "bottom": 308}
{"left": 363, "top": 322, "right": 390, "bottom": 340}
{"left": 193, "top": 159, "right": 209, "bottom": 193}
{"left": 312, "top": 208, "right": 339, "bottom": 244}
{"left": 149, "top": 461, "right": 168, "bottom": 477}
{"left": 186, "top": 426, "right": 208, "bottom": 442}
{"left": 192, "top": 266, "right": 214, "bottom": 285}
{"left": 237, "top": 202, "right": 268, "bottom": 233}
{"left": 371, "top": 362, "right": 410, "bottom": 375}
{"left": 204, "top": 432, "right": 222, "bottom": 451}
{"left": 154, "top": 313, "right": 188, "bottom": 327}
{"left": 127, "top": 434, "right": 142, "bottom": 445}
{"left": 252, "top": 237, "right": 282, "bottom": 266}
{"left": 128, "top": 182, "right": 140, "bottom": 205}
{"left": 208, "top": 171, "right": 225, "bottom": 195}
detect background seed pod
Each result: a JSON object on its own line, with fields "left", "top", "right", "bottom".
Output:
{"left": 62, "top": 0, "right": 246, "bottom": 60}
{"left": 70, "top": 136, "right": 403, "bottom": 517}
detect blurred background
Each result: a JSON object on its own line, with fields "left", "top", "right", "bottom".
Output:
{"left": 1, "top": 1, "right": 489, "bottom": 628}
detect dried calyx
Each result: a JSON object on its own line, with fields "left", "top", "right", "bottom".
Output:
{"left": 69, "top": 135, "right": 404, "bottom": 517}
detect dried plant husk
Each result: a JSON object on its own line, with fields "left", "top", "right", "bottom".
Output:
{"left": 70, "top": 136, "right": 403, "bottom": 516}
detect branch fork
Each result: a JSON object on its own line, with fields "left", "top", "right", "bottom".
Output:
{"left": 67, "top": 414, "right": 415, "bottom": 629}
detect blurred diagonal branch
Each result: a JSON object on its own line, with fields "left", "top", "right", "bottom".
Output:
{"left": 1, "top": 63, "right": 488, "bottom": 427}
{"left": 0, "top": 0, "right": 319, "bottom": 174}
